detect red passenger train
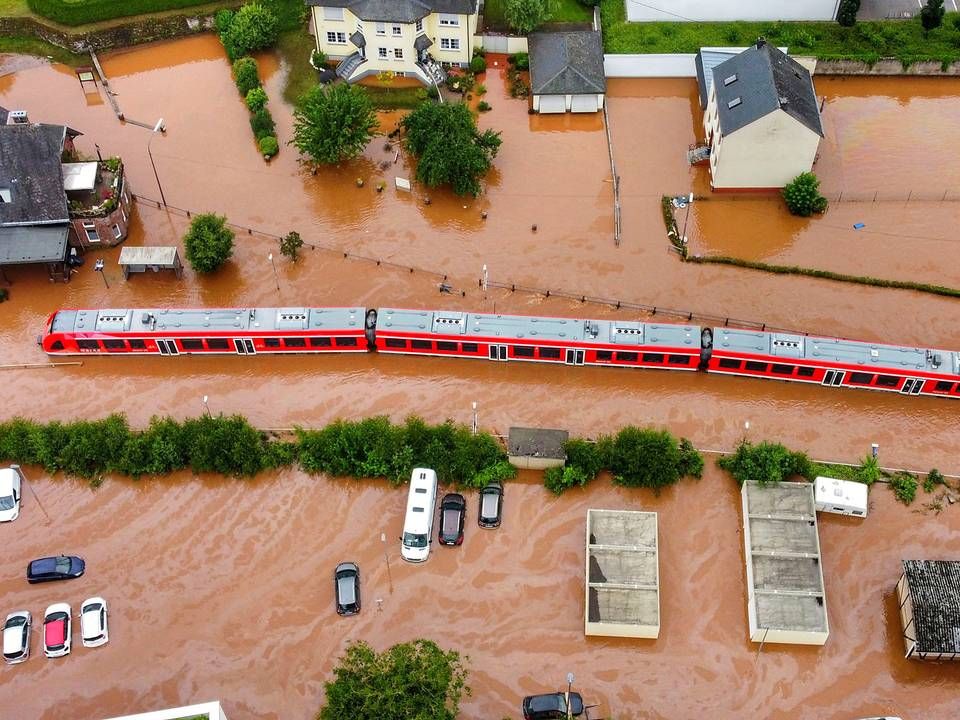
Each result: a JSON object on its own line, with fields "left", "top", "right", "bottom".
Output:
{"left": 40, "top": 305, "right": 960, "bottom": 400}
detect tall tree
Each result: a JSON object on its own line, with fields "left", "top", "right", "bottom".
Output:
{"left": 292, "top": 83, "right": 379, "bottom": 166}
{"left": 505, "top": 0, "right": 554, "bottom": 34}
{"left": 183, "top": 213, "right": 234, "bottom": 273}
{"left": 318, "top": 640, "right": 470, "bottom": 720}
{"left": 920, "top": 0, "right": 945, "bottom": 31}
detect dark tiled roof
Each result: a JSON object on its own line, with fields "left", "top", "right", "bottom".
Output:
{"left": 508, "top": 426, "right": 568, "bottom": 459}
{"left": 0, "top": 106, "right": 7, "bottom": 126}
{"left": 528, "top": 30, "right": 605, "bottom": 96}
{"left": 414, "top": 33, "right": 433, "bottom": 52}
{"left": 712, "top": 40, "right": 823, "bottom": 138}
{"left": 0, "top": 225, "right": 69, "bottom": 264}
{"left": 903, "top": 560, "right": 960, "bottom": 655}
{"left": 0, "top": 123, "right": 70, "bottom": 226}
{"left": 305, "top": 0, "right": 476, "bottom": 23}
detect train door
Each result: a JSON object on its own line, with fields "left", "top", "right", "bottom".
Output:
{"left": 488, "top": 345, "right": 507, "bottom": 361}
{"left": 821, "top": 370, "right": 844, "bottom": 387}
{"left": 234, "top": 339, "right": 256, "bottom": 355}
{"left": 900, "top": 378, "right": 923, "bottom": 395}
{"left": 565, "top": 349, "right": 585, "bottom": 365}
{"left": 157, "top": 340, "right": 179, "bottom": 355}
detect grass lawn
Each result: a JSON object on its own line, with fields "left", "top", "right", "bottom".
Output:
{"left": 277, "top": 28, "right": 318, "bottom": 105}
{"left": 484, "top": 0, "right": 592, "bottom": 32}
{"left": 360, "top": 84, "right": 429, "bottom": 110}
{"left": 0, "top": 0, "right": 30, "bottom": 16}
{"left": 0, "top": 35, "right": 86, "bottom": 64}
{"left": 601, "top": 0, "right": 960, "bottom": 66}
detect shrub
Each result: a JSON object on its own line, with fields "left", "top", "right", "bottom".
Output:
{"left": 509, "top": 52, "right": 530, "bottom": 70}
{"left": 607, "top": 427, "right": 699, "bottom": 492}
{"left": 311, "top": 48, "right": 327, "bottom": 67}
{"left": 426, "top": 84, "right": 440, "bottom": 100}
{"left": 280, "top": 230, "right": 304, "bottom": 262}
{"left": 544, "top": 464, "right": 592, "bottom": 495}
{"left": 477, "top": 100, "right": 492, "bottom": 112}
{"left": 245, "top": 87, "right": 268, "bottom": 113}
{"left": 214, "top": 8, "right": 235, "bottom": 34}
{"left": 470, "top": 55, "right": 487, "bottom": 73}
{"left": 678, "top": 438, "right": 705, "bottom": 479}
{"left": 718, "top": 440, "right": 811, "bottom": 487}
{"left": 258, "top": 135, "right": 279, "bottom": 157}
{"left": 923, "top": 468, "right": 945, "bottom": 493}
{"left": 249, "top": 107, "right": 276, "bottom": 140}
{"left": 233, "top": 56, "right": 261, "bottom": 96}
{"left": 221, "top": 2, "right": 280, "bottom": 61}
{"left": 183, "top": 213, "right": 234, "bottom": 273}
{"left": 783, "top": 172, "right": 828, "bottom": 217}
{"left": 475, "top": 83, "right": 487, "bottom": 96}
{"left": 856, "top": 454, "right": 881, "bottom": 485}
{"left": 921, "top": 0, "right": 945, "bottom": 31}
{"left": 891, "top": 472, "right": 919, "bottom": 505}
{"left": 180, "top": 414, "right": 267, "bottom": 476}
{"left": 836, "top": 0, "right": 860, "bottom": 27}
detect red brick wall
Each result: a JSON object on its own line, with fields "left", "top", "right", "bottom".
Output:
{"left": 68, "top": 176, "right": 133, "bottom": 249}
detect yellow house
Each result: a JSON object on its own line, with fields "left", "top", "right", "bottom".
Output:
{"left": 306, "top": 0, "right": 479, "bottom": 86}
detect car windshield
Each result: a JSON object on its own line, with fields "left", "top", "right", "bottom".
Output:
{"left": 54, "top": 557, "right": 71, "bottom": 574}
{"left": 402, "top": 532, "right": 428, "bottom": 548}
{"left": 0, "top": 495, "right": 14, "bottom": 511}
{"left": 4, "top": 617, "right": 25, "bottom": 629}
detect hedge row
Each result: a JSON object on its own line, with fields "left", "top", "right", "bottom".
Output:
{"left": 231, "top": 56, "right": 278, "bottom": 158}
{"left": 0, "top": 415, "right": 514, "bottom": 488}
{"left": 26, "top": 0, "right": 222, "bottom": 27}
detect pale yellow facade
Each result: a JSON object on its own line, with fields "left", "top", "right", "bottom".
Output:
{"left": 311, "top": 4, "right": 478, "bottom": 84}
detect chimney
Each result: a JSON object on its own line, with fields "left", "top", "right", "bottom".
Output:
{"left": 755, "top": 37, "right": 766, "bottom": 50}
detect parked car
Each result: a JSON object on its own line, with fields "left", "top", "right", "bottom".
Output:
{"left": 478, "top": 481, "right": 503, "bottom": 528}
{"left": 0, "top": 465, "right": 23, "bottom": 523}
{"left": 43, "top": 603, "right": 71, "bottom": 658}
{"left": 80, "top": 597, "right": 109, "bottom": 648}
{"left": 438, "top": 493, "right": 466, "bottom": 546}
{"left": 27, "top": 555, "right": 85, "bottom": 584}
{"left": 334, "top": 562, "right": 361, "bottom": 616}
{"left": 522, "top": 691, "right": 584, "bottom": 720}
{"left": 2, "top": 610, "right": 31, "bottom": 664}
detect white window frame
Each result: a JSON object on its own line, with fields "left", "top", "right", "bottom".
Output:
{"left": 440, "top": 38, "right": 460, "bottom": 51}
{"left": 415, "top": 18, "right": 423, "bottom": 32}
{"left": 82, "top": 221, "right": 100, "bottom": 243}
{"left": 112, "top": 223, "right": 122, "bottom": 239}
{"left": 326, "top": 31, "right": 347, "bottom": 44}
{"left": 120, "top": 206, "right": 127, "bottom": 222}
{"left": 394, "top": 48, "right": 404, "bottom": 60}
{"left": 0, "top": 188, "right": 11, "bottom": 203}
{"left": 323, "top": 6, "right": 344, "bottom": 21}
{"left": 376, "top": 22, "right": 385, "bottom": 35}
{"left": 378, "top": 47, "right": 388, "bottom": 58}
{"left": 392, "top": 24, "right": 402, "bottom": 36}
{"left": 438, "top": 14, "right": 459, "bottom": 26}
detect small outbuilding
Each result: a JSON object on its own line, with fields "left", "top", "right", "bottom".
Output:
{"left": 118, "top": 246, "right": 183, "bottom": 280}
{"left": 814, "top": 476, "right": 868, "bottom": 518}
{"left": 507, "top": 426, "right": 568, "bottom": 470}
{"left": 529, "top": 30, "right": 606, "bottom": 114}
{"left": 897, "top": 560, "right": 960, "bottom": 661}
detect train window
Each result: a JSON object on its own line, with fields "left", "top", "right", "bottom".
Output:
{"left": 411, "top": 339, "right": 433, "bottom": 350}
{"left": 668, "top": 355, "right": 689, "bottom": 365}
{"left": 264, "top": 338, "right": 281, "bottom": 348}
{"left": 77, "top": 339, "right": 100, "bottom": 350}
{"left": 284, "top": 337, "right": 306, "bottom": 348}
{"left": 772, "top": 364, "right": 794, "bottom": 375}
{"left": 642, "top": 353, "right": 665, "bottom": 363}
{"left": 796, "top": 366, "right": 815, "bottom": 377}
{"left": 849, "top": 372, "right": 874, "bottom": 384}
{"left": 180, "top": 339, "right": 203, "bottom": 350}
{"left": 102, "top": 339, "right": 126, "bottom": 350}
{"left": 718, "top": 358, "right": 741, "bottom": 369}
{"left": 745, "top": 361, "right": 767, "bottom": 372}
{"left": 385, "top": 338, "right": 407, "bottom": 349}
{"left": 595, "top": 350, "right": 613, "bottom": 361}
{"left": 876, "top": 375, "right": 899, "bottom": 387}
{"left": 335, "top": 337, "right": 358, "bottom": 347}
{"left": 512, "top": 345, "right": 535, "bottom": 358}
{"left": 310, "top": 337, "right": 331, "bottom": 347}
{"left": 437, "top": 341, "right": 458, "bottom": 351}
{"left": 206, "top": 338, "right": 229, "bottom": 350}
{"left": 934, "top": 380, "right": 953, "bottom": 392}
{"left": 616, "top": 352, "right": 638, "bottom": 362}
{"left": 461, "top": 343, "right": 479, "bottom": 353}
{"left": 539, "top": 347, "right": 561, "bottom": 360}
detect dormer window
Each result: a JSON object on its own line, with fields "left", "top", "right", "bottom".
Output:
{"left": 723, "top": 74, "right": 737, "bottom": 86}
{"left": 727, "top": 97, "right": 742, "bottom": 109}
{"left": 0, "top": 188, "right": 10, "bottom": 203}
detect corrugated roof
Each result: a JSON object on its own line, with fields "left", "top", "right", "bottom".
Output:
{"left": 528, "top": 31, "right": 605, "bottom": 96}
{"left": 0, "top": 225, "right": 69, "bottom": 264}
{"left": 305, "top": 0, "right": 475, "bottom": 23}
{"left": 0, "top": 123, "right": 70, "bottom": 226}
{"left": 903, "top": 560, "right": 960, "bottom": 655}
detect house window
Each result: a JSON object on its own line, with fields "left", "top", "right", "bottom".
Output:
{"left": 376, "top": 22, "right": 385, "bottom": 35}
{"left": 439, "top": 13, "right": 459, "bottom": 26}
{"left": 83, "top": 221, "right": 100, "bottom": 242}
{"left": 379, "top": 47, "right": 388, "bottom": 58}
{"left": 392, "top": 25, "right": 402, "bottom": 36}
{"left": 415, "top": 18, "right": 423, "bottom": 32}
{"left": 440, "top": 38, "right": 460, "bottom": 51}
{"left": 0, "top": 188, "right": 10, "bottom": 203}
{"left": 327, "top": 31, "right": 347, "bottom": 44}
{"left": 323, "top": 6, "right": 343, "bottom": 20}
{"left": 112, "top": 224, "right": 122, "bottom": 239}
{"left": 394, "top": 48, "right": 403, "bottom": 59}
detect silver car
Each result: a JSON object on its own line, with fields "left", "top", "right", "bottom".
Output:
{"left": 3, "top": 610, "right": 31, "bottom": 664}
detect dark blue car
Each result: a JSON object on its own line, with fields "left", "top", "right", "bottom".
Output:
{"left": 27, "top": 555, "right": 85, "bottom": 584}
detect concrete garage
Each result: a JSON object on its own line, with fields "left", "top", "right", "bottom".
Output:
{"left": 529, "top": 30, "right": 606, "bottom": 114}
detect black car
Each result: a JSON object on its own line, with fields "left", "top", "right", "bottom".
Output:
{"left": 438, "top": 493, "right": 466, "bottom": 546}
{"left": 334, "top": 562, "right": 361, "bottom": 616}
{"left": 478, "top": 481, "right": 503, "bottom": 528}
{"left": 522, "top": 691, "right": 584, "bottom": 720}
{"left": 26, "top": 555, "right": 85, "bottom": 584}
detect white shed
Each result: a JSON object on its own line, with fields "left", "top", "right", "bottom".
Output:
{"left": 815, "top": 476, "right": 868, "bottom": 518}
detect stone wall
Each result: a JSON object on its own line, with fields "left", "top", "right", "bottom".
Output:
{"left": 809, "top": 59, "right": 960, "bottom": 76}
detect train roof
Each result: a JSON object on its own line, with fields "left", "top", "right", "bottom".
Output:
{"left": 50, "top": 307, "right": 367, "bottom": 334}
{"left": 714, "top": 328, "right": 960, "bottom": 376}
{"left": 376, "top": 308, "right": 701, "bottom": 349}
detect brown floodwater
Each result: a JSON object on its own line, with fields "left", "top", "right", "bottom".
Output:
{"left": 0, "top": 37, "right": 959, "bottom": 720}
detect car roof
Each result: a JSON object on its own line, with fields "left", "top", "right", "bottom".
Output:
{"left": 528, "top": 693, "right": 563, "bottom": 711}
{"left": 3, "top": 623, "right": 26, "bottom": 654}
{"left": 30, "top": 557, "right": 58, "bottom": 573}
{"left": 337, "top": 575, "right": 356, "bottom": 604}
{"left": 81, "top": 606, "right": 103, "bottom": 638}
{"left": 44, "top": 616, "right": 67, "bottom": 645}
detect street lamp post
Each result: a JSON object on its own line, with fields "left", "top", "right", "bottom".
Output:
{"left": 680, "top": 192, "right": 694, "bottom": 247}
{"left": 566, "top": 672, "right": 575, "bottom": 720}
{"left": 268, "top": 252, "right": 280, "bottom": 292}
{"left": 94, "top": 258, "right": 109, "bottom": 288}
{"left": 202, "top": 395, "right": 210, "bottom": 416}
{"left": 471, "top": 401, "right": 478, "bottom": 436}
{"left": 147, "top": 118, "right": 167, "bottom": 207}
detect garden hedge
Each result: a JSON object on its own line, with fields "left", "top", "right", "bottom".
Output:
{"left": 27, "top": 0, "right": 219, "bottom": 26}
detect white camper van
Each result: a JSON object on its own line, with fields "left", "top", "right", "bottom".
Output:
{"left": 401, "top": 468, "right": 438, "bottom": 563}
{"left": 815, "top": 476, "right": 868, "bottom": 518}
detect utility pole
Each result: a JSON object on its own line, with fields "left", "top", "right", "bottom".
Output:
{"left": 94, "top": 258, "right": 109, "bottom": 289}
{"left": 268, "top": 253, "right": 280, "bottom": 292}
{"left": 13, "top": 465, "right": 51, "bottom": 524}
{"left": 680, "top": 192, "right": 694, "bottom": 248}
{"left": 147, "top": 118, "right": 167, "bottom": 207}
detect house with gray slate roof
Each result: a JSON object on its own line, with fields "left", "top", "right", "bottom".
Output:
{"left": 529, "top": 30, "right": 605, "bottom": 114}
{"left": 701, "top": 40, "right": 823, "bottom": 191}
{"left": 897, "top": 560, "right": 960, "bottom": 661}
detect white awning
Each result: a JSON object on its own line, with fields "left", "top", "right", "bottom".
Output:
{"left": 61, "top": 162, "right": 99, "bottom": 191}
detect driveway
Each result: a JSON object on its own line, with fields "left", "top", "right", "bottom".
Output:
{"left": 859, "top": 0, "right": 959, "bottom": 19}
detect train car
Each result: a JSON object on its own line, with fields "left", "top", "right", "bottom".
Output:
{"left": 706, "top": 327, "right": 960, "bottom": 400}
{"left": 374, "top": 308, "right": 704, "bottom": 370}
{"left": 41, "top": 307, "right": 373, "bottom": 356}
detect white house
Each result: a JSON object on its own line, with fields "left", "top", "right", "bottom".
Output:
{"left": 701, "top": 40, "right": 823, "bottom": 191}
{"left": 306, "top": 0, "right": 479, "bottom": 86}
{"left": 626, "top": 0, "right": 841, "bottom": 22}
{"left": 529, "top": 30, "right": 606, "bottom": 114}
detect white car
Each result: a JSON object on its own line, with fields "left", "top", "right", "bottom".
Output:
{"left": 80, "top": 597, "right": 109, "bottom": 648}
{"left": 43, "top": 603, "right": 71, "bottom": 658}
{"left": 3, "top": 610, "right": 31, "bottom": 664}
{"left": 0, "top": 465, "right": 23, "bottom": 522}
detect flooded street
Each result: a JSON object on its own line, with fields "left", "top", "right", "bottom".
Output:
{"left": 1, "top": 35, "right": 960, "bottom": 720}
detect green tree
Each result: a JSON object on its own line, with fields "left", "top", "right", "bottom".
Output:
{"left": 782, "top": 172, "right": 828, "bottom": 217}
{"left": 505, "top": 0, "right": 554, "bottom": 34}
{"left": 221, "top": 3, "right": 280, "bottom": 60}
{"left": 233, "top": 56, "right": 261, "bottom": 96}
{"left": 836, "top": 0, "right": 860, "bottom": 27}
{"left": 607, "top": 427, "right": 696, "bottom": 492}
{"left": 920, "top": 0, "right": 945, "bottom": 31}
{"left": 401, "top": 102, "right": 502, "bottom": 196}
{"left": 245, "top": 87, "right": 268, "bottom": 112}
{"left": 280, "top": 230, "right": 304, "bottom": 262}
{"left": 292, "top": 83, "right": 379, "bottom": 165}
{"left": 718, "top": 440, "right": 811, "bottom": 487}
{"left": 183, "top": 213, "right": 234, "bottom": 273}
{"left": 319, "top": 640, "right": 470, "bottom": 720}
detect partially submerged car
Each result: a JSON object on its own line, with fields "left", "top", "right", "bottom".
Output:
{"left": 0, "top": 465, "right": 23, "bottom": 523}
{"left": 80, "top": 597, "right": 109, "bottom": 648}
{"left": 335, "top": 562, "right": 361, "bottom": 616}
{"left": 43, "top": 603, "right": 71, "bottom": 658}
{"left": 438, "top": 493, "right": 466, "bottom": 546}
{"left": 3, "top": 610, "right": 31, "bottom": 664}
{"left": 478, "top": 481, "right": 503, "bottom": 529}
{"left": 27, "top": 555, "right": 85, "bottom": 584}
{"left": 522, "top": 691, "right": 584, "bottom": 720}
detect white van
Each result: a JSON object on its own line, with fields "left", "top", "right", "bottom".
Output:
{"left": 400, "top": 468, "right": 438, "bottom": 563}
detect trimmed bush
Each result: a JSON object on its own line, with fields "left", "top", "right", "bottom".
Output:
{"left": 183, "top": 213, "right": 234, "bottom": 273}
{"left": 215, "top": 8, "right": 235, "bottom": 34}
{"left": 470, "top": 55, "right": 487, "bottom": 73}
{"left": 245, "top": 87, "right": 268, "bottom": 113}
{"left": 718, "top": 440, "right": 811, "bottom": 487}
{"left": 250, "top": 108, "right": 276, "bottom": 140}
{"left": 783, "top": 172, "right": 828, "bottom": 216}
{"left": 220, "top": 2, "right": 280, "bottom": 61}
{"left": 891, "top": 472, "right": 919, "bottom": 505}
{"left": 921, "top": 0, "right": 946, "bottom": 31}
{"left": 509, "top": 52, "right": 529, "bottom": 70}
{"left": 477, "top": 100, "right": 492, "bottom": 112}
{"left": 258, "top": 135, "right": 279, "bottom": 157}
{"left": 311, "top": 48, "right": 327, "bottom": 67}
{"left": 233, "top": 57, "right": 261, "bottom": 96}
{"left": 836, "top": 0, "right": 860, "bottom": 27}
